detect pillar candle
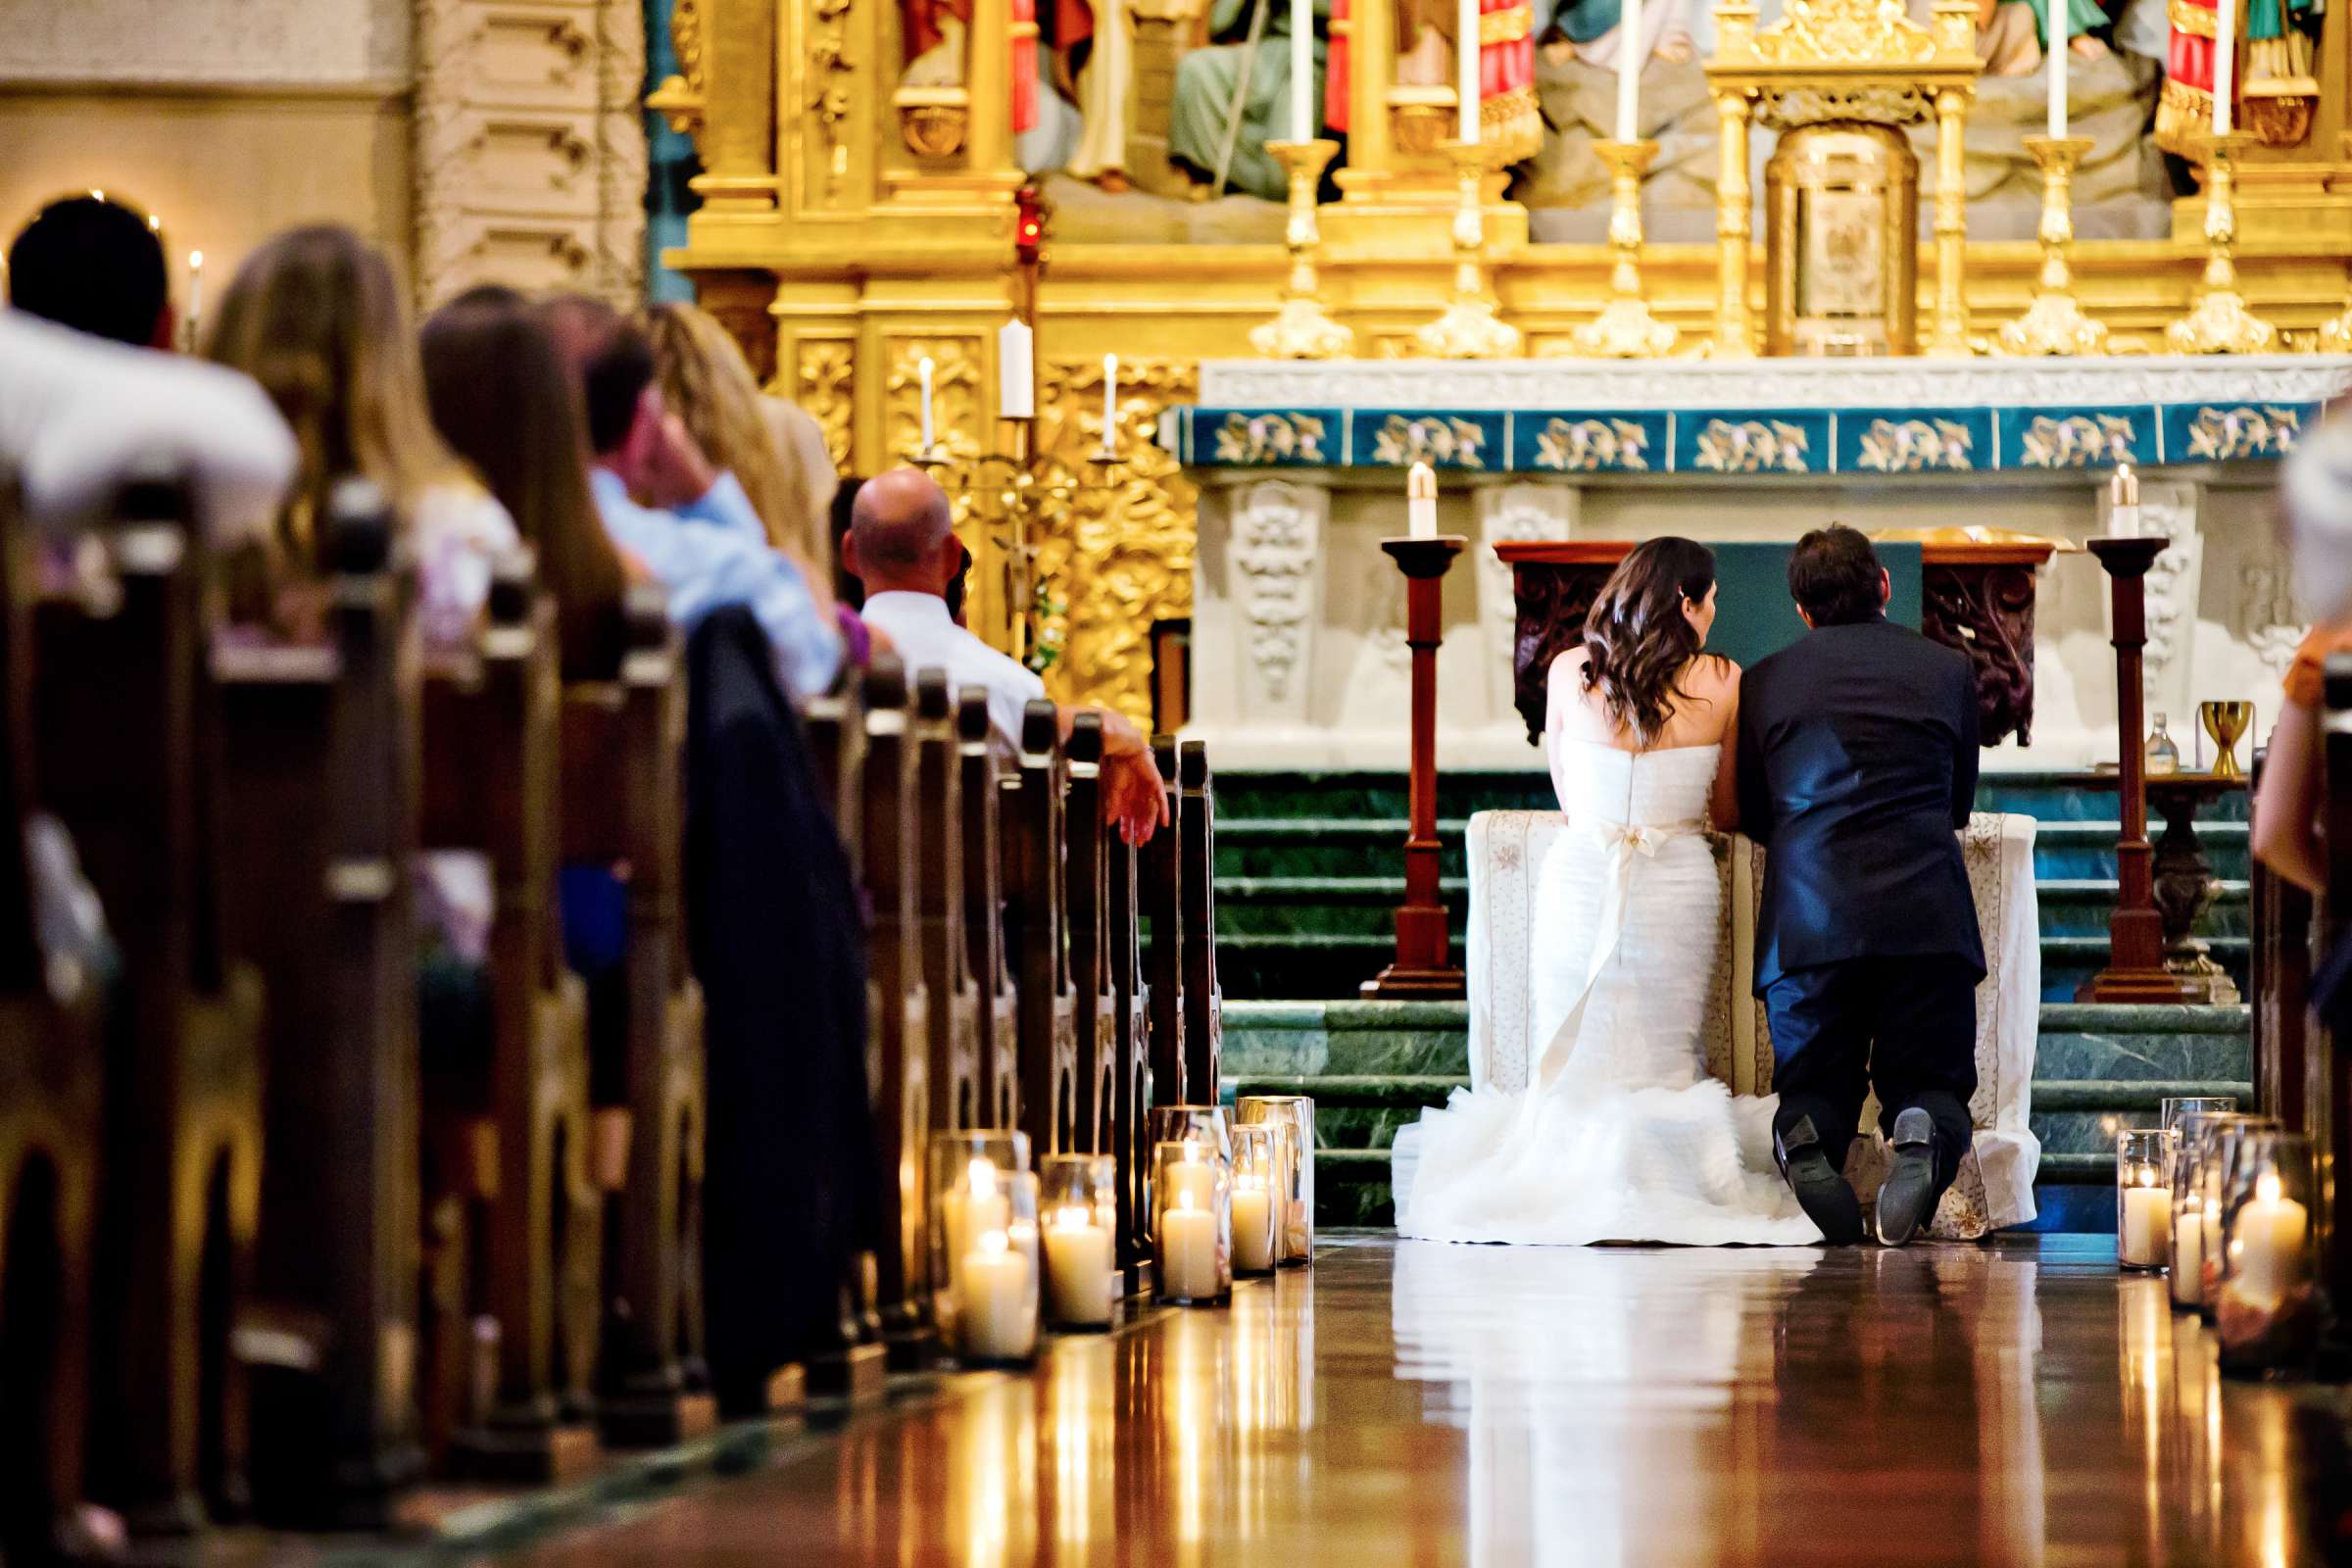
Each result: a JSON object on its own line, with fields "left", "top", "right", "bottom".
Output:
{"left": 1043, "top": 1207, "right": 1116, "bottom": 1326}
{"left": 1233, "top": 1181, "right": 1276, "bottom": 1272}
{"left": 2106, "top": 464, "right": 2139, "bottom": 537}
{"left": 1407, "top": 462, "right": 1439, "bottom": 540}
{"left": 1458, "top": 0, "right": 1480, "bottom": 144}
{"left": 2047, "top": 0, "right": 2067, "bottom": 140}
{"left": 2230, "top": 1172, "right": 2309, "bottom": 1307}
{"left": 958, "top": 1229, "right": 1035, "bottom": 1359}
{"left": 2121, "top": 1181, "right": 2171, "bottom": 1268}
{"left": 1101, "top": 354, "right": 1120, "bottom": 454}
{"left": 2213, "top": 0, "right": 2235, "bottom": 136}
{"left": 1159, "top": 1191, "right": 1220, "bottom": 1298}
{"left": 2174, "top": 1198, "right": 2206, "bottom": 1303}
{"left": 1616, "top": 0, "right": 1642, "bottom": 143}
{"left": 1291, "top": 0, "right": 1312, "bottom": 142}
{"left": 999, "top": 319, "right": 1035, "bottom": 419}
{"left": 918, "top": 356, "right": 937, "bottom": 452}
{"left": 1162, "top": 1143, "right": 1216, "bottom": 1211}
{"left": 941, "top": 1159, "right": 1011, "bottom": 1290}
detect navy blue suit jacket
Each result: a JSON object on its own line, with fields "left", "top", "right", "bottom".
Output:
{"left": 1735, "top": 616, "right": 1984, "bottom": 991}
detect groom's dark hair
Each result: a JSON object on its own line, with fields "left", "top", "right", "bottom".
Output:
{"left": 1788, "top": 526, "right": 1886, "bottom": 626}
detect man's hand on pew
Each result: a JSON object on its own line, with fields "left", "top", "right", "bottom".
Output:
{"left": 1052, "top": 704, "right": 1170, "bottom": 846}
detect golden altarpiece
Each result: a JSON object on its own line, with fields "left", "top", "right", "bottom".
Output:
{"left": 651, "top": 0, "right": 2352, "bottom": 725}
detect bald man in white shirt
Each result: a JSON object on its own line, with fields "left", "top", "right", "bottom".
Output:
{"left": 849, "top": 467, "right": 1168, "bottom": 846}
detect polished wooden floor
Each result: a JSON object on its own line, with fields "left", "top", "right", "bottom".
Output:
{"left": 497, "top": 1236, "right": 2352, "bottom": 1567}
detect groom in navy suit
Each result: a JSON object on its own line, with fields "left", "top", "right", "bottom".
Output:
{"left": 1736, "top": 526, "right": 1984, "bottom": 1246}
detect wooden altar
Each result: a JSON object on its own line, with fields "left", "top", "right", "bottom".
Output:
{"left": 1498, "top": 540, "right": 2058, "bottom": 749}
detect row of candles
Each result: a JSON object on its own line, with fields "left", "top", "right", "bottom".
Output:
{"left": 932, "top": 1098, "right": 1317, "bottom": 1366}
{"left": 2114, "top": 1097, "right": 2318, "bottom": 1377}
{"left": 914, "top": 338, "right": 1124, "bottom": 461}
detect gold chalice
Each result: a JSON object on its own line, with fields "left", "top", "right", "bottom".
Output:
{"left": 2199, "top": 701, "right": 2253, "bottom": 778}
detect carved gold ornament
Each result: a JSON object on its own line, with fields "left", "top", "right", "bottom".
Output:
{"left": 1856, "top": 417, "right": 1974, "bottom": 472}
{"left": 794, "top": 338, "right": 855, "bottom": 469}
{"left": 1534, "top": 417, "right": 1650, "bottom": 471}
{"left": 2184, "top": 405, "right": 2301, "bottom": 460}
{"left": 2017, "top": 414, "right": 2134, "bottom": 467}
{"left": 646, "top": 0, "right": 707, "bottom": 132}
{"left": 1693, "top": 418, "right": 1811, "bottom": 473}
{"left": 1213, "top": 413, "right": 1329, "bottom": 465}
{"left": 1371, "top": 415, "right": 1487, "bottom": 467}
{"left": 1746, "top": 0, "right": 1939, "bottom": 67}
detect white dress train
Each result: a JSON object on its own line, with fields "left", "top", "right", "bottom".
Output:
{"left": 1395, "top": 741, "right": 1823, "bottom": 1247}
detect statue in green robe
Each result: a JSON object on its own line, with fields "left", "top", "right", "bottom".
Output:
{"left": 1165, "top": 0, "right": 1332, "bottom": 201}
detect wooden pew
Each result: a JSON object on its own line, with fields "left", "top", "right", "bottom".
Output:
{"left": 558, "top": 590, "right": 713, "bottom": 1446}
{"left": 1105, "top": 806, "right": 1152, "bottom": 1295}
{"left": 1141, "top": 736, "right": 1186, "bottom": 1110}
{"left": 911, "top": 671, "right": 982, "bottom": 1136}
{"left": 420, "top": 564, "right": 600, "bottom": 1480}
{"left": 857, "top": 658, "right": 934, "bottom": 1364}
{"left": 213, "top": 482, "right": 424, "bottom": 1524}
{"left": 958, "top": 692, "right": 1019, "bottom": 1130}
{"left": 32, "top": 467, "right": 266, "bottom": 1531}
{"left": 2249, "top": 746, "right": 2314, "bottom": 1137}
{"left": 1178, "top": 739, "right": 1222, "bottom": 1103}
{"left": 1004, "top": 701, "right": 1078, "bottom": 1155}
{"left": 0, "top": 475, "right": 106, "bottom": 1559}
{"left": 1063, "top": 715, "right": 1119, "bottom": 1156}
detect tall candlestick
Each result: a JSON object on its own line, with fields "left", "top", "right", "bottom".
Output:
{"left": 1290, "top": 0, "right": 1312, "bottom": 142}
{"left": 1407, "top": 462, "right": 1439, "bottom": 540}
{"left": 2213, "top": 0, "right": 2235, "bottom": 136}
{"left": 2047, "top": 0, "right": 2068, "bottom": 138}
{"left": 1100, "top": 353, "right": 1119, "bottom": 455}
{"left": 1616, "top": 0, "right": 1643, "bottom": 142}
{"left": 998, "top": 319, "right": 1035, "bottom": 419}
{"left": 917, "top": 356, "right": 937, "bottom": 452}
{"left": 1458, "top": 0, "right": 1480, "bottom": 144}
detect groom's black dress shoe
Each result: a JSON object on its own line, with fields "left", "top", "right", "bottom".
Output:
{"left": 1775, "top": 1116, "right": 1865, "bottom": 1246}
{"left": 1876, "top": 1106, "right": 1939, "bottom": 1248}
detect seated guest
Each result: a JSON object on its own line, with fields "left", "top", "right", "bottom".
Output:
{"left": 7, "top": 193, "right": 172, "bottom": 349}
{"left": 2254, "top": 413, "right": 2352, "bottom": 893}
{"left": 204, "top": 225, "right": 518, "bottom": 649}
{"left": 0, "top": 308, "right": 293, "bottom": 545}
{"left": 419, "top": 295, "right": 634, "bottom": 682}
{"left": 541, "top": 296, "right": 843, "bottom": 700}
{"left": 639, "top": 302, "right": 882, "bottom": 665}
{"left": 847, "top": 466, "right": 1168, "bottom": 845}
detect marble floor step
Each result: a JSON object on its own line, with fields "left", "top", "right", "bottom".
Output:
{"left": 1231, "top": 1073, "right": 2253, "bottom": 1116}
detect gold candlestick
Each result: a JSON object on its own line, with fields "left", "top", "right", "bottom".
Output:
{"left": 1995, "top": 135, "right": 2107, "bottom": 356}
{"left": 1415, "top": 141, "right": 1523, "bottom": 360}
{"left": 2167, "top": 131, "right": 2278, "bottom": 355}
{"left": 1251, "top": 139, "right": 1355, "bottom": 360}
{"left": 1563, "top": 139, "right": 1676, "bottom": 358}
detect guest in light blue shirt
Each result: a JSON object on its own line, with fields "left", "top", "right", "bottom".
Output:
{"left": 544, "top": 297, "right": 843, "bottom": 700}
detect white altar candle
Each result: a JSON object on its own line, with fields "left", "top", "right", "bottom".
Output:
{"left": 2213, "top": 0, "right": 2235, "bottom": 136}
{"left": 1158, "top": 1190, "right": 1220, "bottom": 1298}
{"left": 2121, "top": 1179, "right": 2171, "bottom": 1268}
{"left": 2106, "top": 464, "right": 2139, "bottom": 537}
{"left": 1458, "top": 0, "right": 1480, "bottom": 144}
{"left": 1043, "top": 1206, "right": 1116, "bottom": 1326}
{"left": 186, "top": 250, "right": 204, "bottom": 346}
{"left": 2047, "top": 0, "right": 2067, "bottom": 140}
{"left": 941, "top": 1158, "right": 1010, "bottom": 1289}
{"left": 1407, "top": 461, "right": 1439, "bottom": 540}
{"left": 1102, "top": 354, "right": 1120, "bottom": 455}
{"left": 959, "top": 1229, "right": 1036, "bottom": 1359}
{"left": 999, "top": 319, "right": 1035, "bottom": 419}
{"left": 1616, "top": 0, "right": 1642, "bottom": 142}
{"left": 1233, "top": 1180, "right": 1277, "bottom": 1272}
{"left": 2175, "top": 1197, "right": 2207, "bottom": 1303}
{"left": 2230, "top": 1171, "right": 2309, "bottom": 1307}
{"left": 918, "top": 356, "right": 937, "bottom": 452}
{"left": 1291, "top": 0, "right": 1312, "bottom": 142}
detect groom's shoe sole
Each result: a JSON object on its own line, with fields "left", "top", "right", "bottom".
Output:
{"left": 1876, "top": 1107, "right": 1939, "bottom": 1248}
{"left": 1775, "top": 1117, "right": 1866, "bottom": 1246}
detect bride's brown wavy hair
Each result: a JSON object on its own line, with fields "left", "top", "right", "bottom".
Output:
{"left": 1580, "top": 536, "right": 1718, "bottom": 744}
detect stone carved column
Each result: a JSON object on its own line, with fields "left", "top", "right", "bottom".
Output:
{"left": 1474, "top": 482, "right": 1576, "bottom": 738}
{"left": 1226, "top": 478, "right": 1328, "bottom": 728}
{"left": 2116, "top": 479, "right": 2205, "bottom": 727}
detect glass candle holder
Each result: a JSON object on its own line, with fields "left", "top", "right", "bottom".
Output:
{"left": 2160, "top": 1095, "right": 2236, "bottom": 1135}
{"left": 929, "top": 1130, "right": 1039, "bottom": 1365}
{"left": 2116, "top": 1129, "right": 2172, "bottom": 1271}
{"left": 1039, "top": 1153, "right": 1117, "bottom": 1330}
{"left": 1236, "top": 1094, "right": 1315, "bottom": 1265}
{"left": 1231, "top": 1125, "right": 1282, "bottom": 1276}
{"left": 2215, "top": 1130, "right": 2318, "bottom": 1378}
{"left": 1152, "top": 1137, "right": 1232, "bottom": 1304}
{"left": 1146, "top": 1104, "right": 1231, "bottom": 1233}
{"left": 2169, "top": 1111, "right": 2257, "bottom": 1310}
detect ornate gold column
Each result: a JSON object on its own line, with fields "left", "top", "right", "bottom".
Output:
{"left": 1930, "top": 86, "right": 1971, "bottom": 355}
{"left": 1712, "top": 89, "right": 1755, "bottom": 358}
{"left": 967, "top": 0, "right": 1015, "bottom": 178}
{"left": 687, "top": 0, "right": 778, "bottom": 211}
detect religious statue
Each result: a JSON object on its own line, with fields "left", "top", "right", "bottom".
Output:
{"left": 1166, "top": 0, "right": 1334, "bottom": 200}
{"left": 2155, "top": 0, "right": 2320, "bottom": 148}
{"left": 1973, "top": 0, "right": 2108, "bottom": 75}
{"left": 1060, "top": 0, "right": 1136, "bottom": 188}
{"left": 899, "top": 0, "right": 1044, "bottom": 142}
{"left": 1391, "top": 0, "right": 1544, "bottom": 162}
{"left": 1514, "top": 0, "right": 1711, "bottom": 222}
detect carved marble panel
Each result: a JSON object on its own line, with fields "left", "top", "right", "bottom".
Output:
{"left": 2133, "top": 481, "right": 2205, "bottom": 723}
{"left": 1476, "top": 483, "right": 1575, "bottom": 734}
{"left": 1224, "top": 480, "right": 1325, "bottom": 719}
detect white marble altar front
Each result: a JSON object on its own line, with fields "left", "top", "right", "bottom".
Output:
{"left": 1181, "top": 356, "right": 2352, "bottom": 772}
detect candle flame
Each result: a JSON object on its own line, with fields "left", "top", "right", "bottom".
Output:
{"left": 146, "top": 215, "right": 160, "bottom": 231}
{"left": 979, "top": 1228, "right": 1008, "bottom": 1256}
{"left": 2136, "top": 1166, "right": 2157, "bottom": 1188}
{"left": 1175, "top": 1189, "right": 1197, "bottom": 1212}
{"left": 1054, "top": 1205, "right": 1093, "bottom": 1230}
{"left": 1408, "top": 461, "right": 1437, "bottom": 503}
{"left": 968, "top": 1156, "right": 998, "bottom": 1199}
{"left": 1182, "top": 1139, "right": 1198, "bottom": 1160}
{"left": 2258, "top": 1171, "right": 2283, "bottom": 1203}
{"left": 89, "top": 189, "right": 104, "bottom": 202}
{"left": 189, "top": 250, "right": 203, "bottom": 270}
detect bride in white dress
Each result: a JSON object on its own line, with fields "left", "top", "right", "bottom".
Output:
{"left": 1397, "top": 538, "right": 1822, "bottom": 1247}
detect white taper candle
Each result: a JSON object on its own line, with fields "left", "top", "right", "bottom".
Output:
{"left": 1291, "top": 0, "right": 1312, "bottom": 142}
{"left": 1458, "top": 0, "right": 1480, "bottom": 143}
{"left": 2048, "top": 0, "right": 2068, "bottom": 139}
{"left": 1616, "top": 0, "right": 1643, "bottom": 143}
{"left": 1101, "top": 354, "right": 1119, "bottom": 454}
{"left": 918, "top": 356, "right": 936, "bottom": 451}
{"left": 2213, "top": 0, "right": 2235, "bottom": 136}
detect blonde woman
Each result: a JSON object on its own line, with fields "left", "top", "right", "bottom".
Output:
{"left": 204, "top": 224, "right": 517, "bottom": 650}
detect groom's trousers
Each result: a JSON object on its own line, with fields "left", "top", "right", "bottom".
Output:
{"left": 1764, "top": 956, "right": 1980, "bottom": 1198}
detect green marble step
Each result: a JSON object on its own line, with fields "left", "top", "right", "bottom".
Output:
{"left": 1238, "top": 1074, "right": 2253, "bottom": 1114}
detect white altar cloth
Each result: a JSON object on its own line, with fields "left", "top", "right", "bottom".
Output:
{"left": 1426, "top": 809, "right": 2041, "bottom": 1239}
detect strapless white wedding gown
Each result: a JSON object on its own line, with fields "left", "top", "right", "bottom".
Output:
{"left": 1396, "top": 741, "right": 1822, "bottom": 1247}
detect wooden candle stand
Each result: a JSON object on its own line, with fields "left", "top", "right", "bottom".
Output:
{"left": 1364, "top": 536, "right": 1467, "bottom": 1001}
